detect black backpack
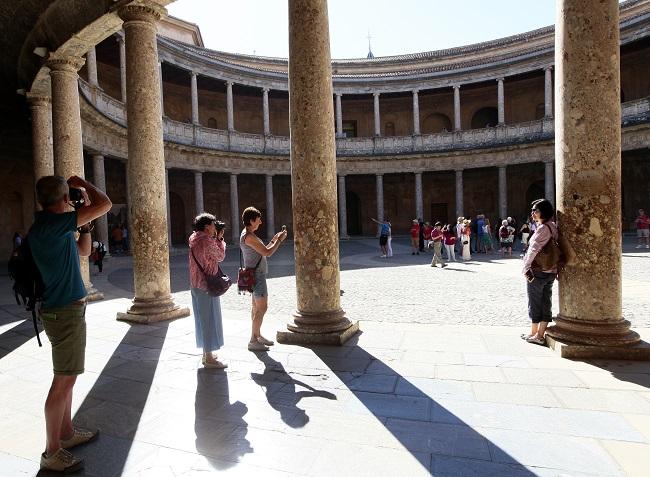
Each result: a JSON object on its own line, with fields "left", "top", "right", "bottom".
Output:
{"left": 8, "top": 236, "right": 44, "bottom": 346}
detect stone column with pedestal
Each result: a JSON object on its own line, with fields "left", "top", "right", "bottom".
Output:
{"left": 338, "top": 174, "right": 349, "bottom": 239}
{"left": 498, "top": 166, "right": 507, "bottom": 219}
{"left": 412, "top": 90, "right": 420, "bottom": 135}
{"left": 415, "top": 172, "right": 423, "bottom": 220}
{"left": 544, "top": 66, "right": 553, "bottom": 118}
{"left": 277, "top": 0, "right": 357, "bottom": 345}
{"left": 229, "top": 173, "right": 239, "bottom": 243}
{"left": 190, "top": 72, "right": 199, "bottom": 125}
{"left": 455, "top": 169, "right": 464, "bottom": 218}
{"left": 92, "top": 154, "right": 110, "bottom": 254}
{"left": 544, "top": 161, "right": 555, "bottom": 205}
{"left": 226, "top": 81, "right": 234, "bottom": 131}
{"left": 265, "top": 174, "right": 275, "bottom": 241}
{"left": 194, "top": 171, "right": 204, "bottom": 215}
{"left": 453, "top": 85, "right": 461, "bottom": 131}
{"left": 545, "top": 0, "right": 644, "bottom": 359}
{"left": 86, "top": 46, "right": 99, "bottom": 88}
{"left": 335, "top": 93, "right": 343, "bottom": 138}
{"left": 373, "top": 92, "right": 381, "bottom": 136}
{"left": 116, "top": 4, "right": 189, "bottom": 323}
{"left": 262, "top": 88, "right": 270, "bottom": 136}
{"left": 497, "top": 78, "right": 505, "bottom": 125}
{"left": 117, "top": 35, "right": 127, "bottom": 103}
{"left": 47, "top": 55, "right": 103, "bottom": 302}
{"left": 27, "top": 94, "right": 54, "bottom": 188}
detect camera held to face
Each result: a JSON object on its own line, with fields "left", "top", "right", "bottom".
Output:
{"left": 68, "top": 187, "right": 85, "bottom": 209}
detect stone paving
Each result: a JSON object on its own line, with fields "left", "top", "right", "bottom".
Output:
{"left": 0, "top": 237, "right": 649, "bottom": 476}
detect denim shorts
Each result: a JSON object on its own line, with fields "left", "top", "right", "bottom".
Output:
{"left": 252, "top": 273, "right": 268, "bottom": 298}
{"left": 40, "top": 302, "right": 87, "bottom": 375}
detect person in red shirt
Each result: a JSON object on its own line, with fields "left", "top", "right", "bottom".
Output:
{"left": 410, "top": 219, "right": 420, "bottom": 255}
{"left": 635, "top": 208, "right": 650, "bottom": 249}
{"left": 430, "top": 222, "right": 447, "bottom": 267}
{"left": 443, "top": 224, "right": 457, "bottom": 262}
{"left": 423, "top": 222, "right": 433, "bottom": 251}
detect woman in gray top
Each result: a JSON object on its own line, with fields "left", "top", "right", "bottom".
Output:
{"left": 240, "top": 206, "right": 287, "bottom": 351}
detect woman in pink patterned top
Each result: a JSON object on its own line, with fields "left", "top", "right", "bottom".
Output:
{"left": 189, "top": 213, "right": 227, "bottom": 368}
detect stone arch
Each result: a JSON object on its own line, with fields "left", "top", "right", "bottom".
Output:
{"left": 207, "top": 117, "right": 217, "bottom": 129}
{"left": 170, "top": 191, "right": 186, "bottom": 246}
{"left": 422, "top": 113, "right": 452, "bottom": 133}
{"left": 471, "top": 107, "right": 498, "bottom": 129}
{"left": 384, "top": 121, "right": 395, "bottom": 137}
{"left": 535, "top": 103, "right": 545, "bottom": 120}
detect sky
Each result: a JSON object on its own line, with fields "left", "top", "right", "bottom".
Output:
{"left": 167, "top": 0, "right": 559, "bottom": 59}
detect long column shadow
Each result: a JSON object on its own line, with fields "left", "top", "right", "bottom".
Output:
{"left": 0, "top": 317, "right": 42, "bottom": 359}
{"left": 313, "top": 341, "right": 538, "bottom": 476}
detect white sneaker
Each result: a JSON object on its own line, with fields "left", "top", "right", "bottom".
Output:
{"left": 248, "top": 341, "right": 269, "bottom": 352}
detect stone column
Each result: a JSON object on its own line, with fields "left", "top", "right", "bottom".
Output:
{"left": 229, "top": 173, "right": 239, "bottom": 243}
{"left": 194, "top": 170, "right": 204, "bottom": 215}
{"left": 265, "top": 174, "right": 275, "bottom": 241}
{"left": 338, "top": 174, "right": 349, "bottom": 239}
{"left": 226, "top": 81, "right": 234, "bottom": 131}
{"left": 117, "top": 4, "right": 189, "bottom": 323}
{"left": 92, "top": 154, "right": 110, "bottom": 254}
{"left": 335, "top": 93, "right": 343, "bottom": 138}
{"left": 117, "top": 35, "right": 127, "bottom": 103}
{"left": 497, "top": 78, "right": 505, "bottom": 125}
{"left": 544, "top": 66, "right": 553, "bottom": 118}
{"left": 415, "top": 172, "right": 423, "bottom": 219}
{"left": 165, "top": 168, "right": 172, "bottom": 249}
{"left": 455, "top": 169, "right": 464, "bottom": 218}
{"left": 125, "top": 164, "right": 134, "bottom": 252}
{"left": 190, "top": 72, "right": 199, "bottom": 125}
{"left": 373, "top": 92, "right": 381, "bottom": 136}
{"left": 453, "top": 85, "right": 461, "bottom": 131}
{"left": 277, "top": 0, "right": 356, "bottom": 345}
{"left": 546, "top": 0, "right": 640, "bottom": 354}
{"left": 47, "top": 55, "right": 102, "bottom": 301}
{"left": 159, "top": 61, "right": 165, "bottom": 116}
{"left": 376, "top": 173, "right": 384, "bottom": 226}
{"left": 86, "top": 46, "right": 99, "bottom": 88}
{"left": 26, "top": 94, "right": 54, "bottom": 187}
{"left": 498, "top": 165, "right": 507, "bottom": 219}
{"left": 262, "top": 88, "right": 270, "bottom": 135}
{"left": 544, "top": 161, "right": 555, "bottom": 205}
{"left": 412, "top": 90, "right": 420, "bottom": 135}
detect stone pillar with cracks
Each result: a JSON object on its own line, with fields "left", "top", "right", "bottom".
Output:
{"left": 453, "top": 85, "right": 461, "bottom": 131}
{"left": 412, "top": 90, "right": 420, "bottom": 135}
{"left": 117, "top": 35, "right": 127, "bottom": 103}
{"left": 194, "top": 171, "right": 204, "bottom": 215}
{"left": 544, "top": 66, "right": 553, "bottom": 118}
{"left": 27, "top": 94, "right": 54, "bottom": 191}
{"left": 262, "top": 88, "right": 270, "bottom": 136}
{"left": 497, "top": 78, "right": 505, "bottom": 125}
{"left": 86, "top": 46, "right": 98, "bottom": 87}
{"left": 373, "top": 92, "right": 381, "bottom": 137}
{"left": 226, "top": 81, "right": 234, "bottom": 131}
{"left": 335, "top": 93, "right": 343, "bottom": 137}
{"left": 92, "top": 154, "right": 110, "bottom": 254}
{"left": 190, "top": 72, "right": 199, "bottom": 125}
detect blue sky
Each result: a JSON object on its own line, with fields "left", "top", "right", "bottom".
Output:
{"left": 167, "top": 0, "right": 559, "bottom": 59}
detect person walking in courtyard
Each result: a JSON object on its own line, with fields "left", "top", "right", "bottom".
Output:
{"left": 481, "top": 218, "right": 494, "bottom": 253}
{"left": 443, "top": 224, "right": 457, "bottom": 262}
{"left": 499, "top": 219, "right": 515, "bottom": 256}
{"left": 522, "top": 198, "right": 558, "bottom": 345}
{"left": 30, "top": 175, "right": 111, "bottom": 473}
{"left": 91, "top": 240, "right": 106, "bottom": 273}
{"left": 430, "top": 222, "right": 447, "bottom": 267}
{"left": 410, "top": 219, "right": 420, "bottom": 255}
{"left": 241, "top": 206, "right": 287, "bottom": 351}
{"left": 385, "top": 217, "right": 393, "bottom": 257}
{"left": 461, "top": 218, "right": 472, "bottom": 261}
{"left": 189, "top": 213, "right": 228, "bottom": 369}
{"left": 371, "top": 217, "right": 391, "bottom": 257}
{"left": 635, "top": 208, "right": 650, "bottom": 248}
{"left": 455, "top": 217, "right": 464, "bottom": 256}
{"left": 520, "top": 220, "right": 532, "bottom": 255}
{"left": 476, "top": 214, "right": 486, "bottom": 253}
{"left": 423, "top": 222, "right": 433, "bottom": 252}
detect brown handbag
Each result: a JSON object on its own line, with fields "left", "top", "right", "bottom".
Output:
{"left": 191, "top": 248, "right": 231, "bottom": 297}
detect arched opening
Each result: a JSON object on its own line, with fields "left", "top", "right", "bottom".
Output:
{"left": 422, "top": 113, "right": 452, "bottom": 134}
{"left": 535, "top": 103, "right": 545, "bottom": 120}
{"left": 384, "top": 121, "right": 395, "bottom": 137}
{"left": 471, "top": 107, "right": 498, "bottom": 129}
{"left": 170, "top": 191, "right": 187, "bottom": 246}
{"left": 346, "top": 191, "right": 362, "bottom": 235}
{"left": 207, "top": 117, "right": 217, "bottom": 129}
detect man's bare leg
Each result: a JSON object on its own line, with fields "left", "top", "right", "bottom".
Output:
{"left": 45, "top": 375, "right": 76, "bottom": 455}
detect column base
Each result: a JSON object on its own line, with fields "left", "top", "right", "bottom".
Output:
{"left": 546, "top": 314, "right": 640, "bottom": 347}
{"left": 117, "top": 296, "right": 190, "bottom": 324}
{"left": 277, "top": 308, "right": 359, "bottom": 346}
{"left": 545, "top": 335, "right": 650, "bottom": 360}
{"left": 86, "top": 286, "right": 104, "bottom": 302}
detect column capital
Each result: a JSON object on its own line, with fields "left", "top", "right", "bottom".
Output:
{"left": 26, "top": 93, "right": 51, "bottom": 108}
{"left": 91, "top": 153, "right": 105, "bottom": 160}
{"left": 190, "top": 71, "right": 198, "bottom": 78}
{"left": 452, "top": 84, "right": 461, "bottom": 90}
{"left": 544, "top": 65, "right": 554, "bottom": 72}
{"left": 229, "top": 172, "right": 239, "bottom": 177}
{"left": 496, "top": 77, "right": 505, "bottom": 83}
{"left": 375, "top": 172, "right": 383, "bottom": 177}
{"left": 338, "top": 173, "right": 347, "bottom": 178}
{"left": 115, "top": 32, "right": 125, "bottom": 44}
{"left": 262, "top": 87, "right": 270, "bottom": 93}
{"left": 455, "top": 168, "right": 464, "bottom": 173}
{"left": 265, "top": 172, "right": 275, "bottom": 177}
{"left": 118, "top": 4, "right": 166, "bottom": 23}
{"left": 373, "top": 92, "right": 380, "bottom": 98}
{"left": 412, "top": 89, "right": 419, "bottom": 95}
{"left": 335, "top": 92, "right": 342, "bottom": 98}
{"left": 226, "top": 80, "right": 234, "bottom": 87}
{"left": 46, "top": 55, "right": 85, "bottom": 73}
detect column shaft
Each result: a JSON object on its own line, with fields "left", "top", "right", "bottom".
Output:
{"left": 412, "top": 90, "right": 420, "bottom": 135}
{"left": 545, "top": 66, "right": 553, "bottom": 118}
{"left": 279, "top": 0, "right": 354, "bottom": 344}
{"left": 265, "top": 174, "right": 275, "bottom": 241}
{"left": 262, "top": 88, "right": 270, "bottom": 135}
{"left": 335, "top": 93, "right": 343, "bottom": 137}
{"left": 118, "top": 36, "right": 127, "bottom": 102}
{"left": 117, "top": 4, "right": 188, "bottom": 322}
{"left": 194, "top": 171, "right": 204, "bottom": 215}
{"left": 159, "top": 61, "right": 164, "bottom": 116}
{"left": 453, "top": 85, "right": 461, "bottom": 131}
{"left": 373, "top": 93, "right": 381, "bottom": 136}
{"left": 544, "top": 161, "right": 555, "bottom": 205}
{"left": 92, "top": 155, "right": 110, "bottom": 253}
{"left": 455, "top": 169, "right": 464, "bottom": 218}
{"left": 190, "top": 72, "right": 199, "bottom": 125}
{"left": 230, "top": 173, "right": 239, "bottom": 243}
{"left": 165, "top": 168, "right": 172, "bottom": 248}
{"left": 415, "top": 172, "right": 423, "bottom": 219}
{"left": 226, "top": 81, "right": 234, "bottom": 131}
{"left": 338, "top": 175, "right": 348, "bottom": 238}
{"left": 86, "top": 46, "right": 99, "bottom": 87}
{"left": 547, "top": 0, "right": 638, "bottom": 348}
{"left": 376, "top": 174, "right": 384, "bottom": 225}
{"left": 27, "top": 95, "right": 54, "bottom": 187}
{"left": 497, "top": 78, "right": 505, "bottom": 125}
{"left": 498, "top": 166, "right": 507, "bottom": 219}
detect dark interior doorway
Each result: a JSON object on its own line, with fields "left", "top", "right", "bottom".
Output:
{"left": 170, "top": 192, "right": 186, "bottom": 246}
{"left": 346, "top": 191, "right": 362, "bottom": 235}
{"left": 430, "top": 202, "right": 449, "bottom": 224}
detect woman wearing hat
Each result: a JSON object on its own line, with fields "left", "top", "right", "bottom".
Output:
{"left": 461, "top": 219, "right": 472, "bottom": 261}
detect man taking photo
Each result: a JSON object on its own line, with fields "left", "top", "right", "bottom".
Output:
{"left": 29, "top": 175, "right": 111, "bottom": 473}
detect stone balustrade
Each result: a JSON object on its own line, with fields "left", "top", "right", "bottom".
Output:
{"left": 80, "top": 78, "right": 649, "bottom": 158}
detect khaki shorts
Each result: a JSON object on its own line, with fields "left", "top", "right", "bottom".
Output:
{"left": 40, "top": 303, "right": 87, "bottom": 375}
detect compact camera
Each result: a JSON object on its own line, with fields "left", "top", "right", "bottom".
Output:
{"left": 68, "top": 187, "right": 85, "bottom": 209}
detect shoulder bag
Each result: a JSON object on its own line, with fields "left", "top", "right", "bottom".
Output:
{"left": 191, "top": 247, "right": 231, "bottom": 297}
{"left": 238, "top": 233, "right": 263, "bottom": 294}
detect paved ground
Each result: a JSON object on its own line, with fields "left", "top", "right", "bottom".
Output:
{"left": 0, "top": 237, "right": 649, "bottom": 476}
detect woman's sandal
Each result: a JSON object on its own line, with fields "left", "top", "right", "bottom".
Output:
{"left": 525, "top": 335, "right": 546, "bottom": 346}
